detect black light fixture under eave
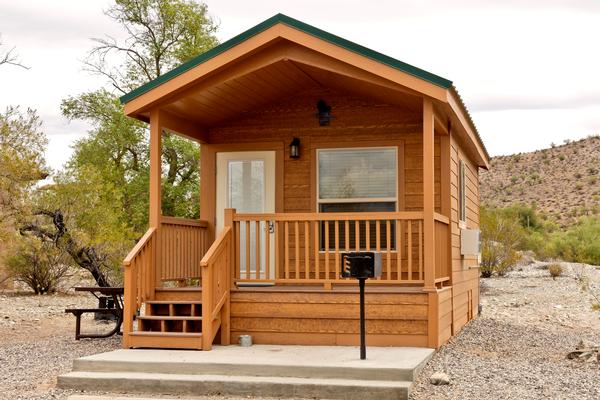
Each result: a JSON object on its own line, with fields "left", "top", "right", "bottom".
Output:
{"left": 316, "top": 99, "right": 332, "bottom": 126}
{"left": 289, "top": 137, "right": 300, "bottom": 159}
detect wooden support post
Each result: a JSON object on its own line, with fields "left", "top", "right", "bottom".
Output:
{"left": 149, "top": 109, "right": 162, "bottom": 297}
{"left": 422, "top": 98, "right": 436, "bottom": 292}
{"left": 427, "top": 290, "right": 440, "bottom": 348}
{"left": 440, "top": 132, "right": 452, "bottom": 285}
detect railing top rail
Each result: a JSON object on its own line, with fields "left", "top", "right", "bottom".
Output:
{"left": 160, "top": 216, "right": 208, "bottom": 228}
{"left": 123, "top": 227, "right": 156, "bottom": 266}
{"left": 200, "top": 226, "right": 231, "bottom": 268}
{"left": 233, "top": 211, "right": 425, "bottom": 222}
{"left": 433, "top": 213, "right": 450, "bottom": 225}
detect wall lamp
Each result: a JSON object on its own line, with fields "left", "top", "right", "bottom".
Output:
{"left": 289, "top": 137, "right": 301, "bottom": 159}
{"left": 316, "top": 100, "right": 332, "bottom": 126}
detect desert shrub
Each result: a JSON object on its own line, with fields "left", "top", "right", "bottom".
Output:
{"left": 558, "top": 154, "right": 565, "bottom": 161}
{"left": 5, "top": 238, "right": 71, "bottom": 294}
{"left": 546, "top": 217, "right": 600, "bottom": 265}
{"left": 547, "top": 263, "right": 563, "bottom": 279}
{"left": 480, "top": 207, "right": 523, "bottom": 278}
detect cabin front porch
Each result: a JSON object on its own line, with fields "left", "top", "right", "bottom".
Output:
{"left": 123, "top": 201, "right": 452, "bottom": 351}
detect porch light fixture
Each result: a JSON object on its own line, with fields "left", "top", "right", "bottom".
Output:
{"left": 289, "top": 137, "right": 301, "bottom": 159}
{"left": 316, "top": 100, "right": 332, "bottom": 126}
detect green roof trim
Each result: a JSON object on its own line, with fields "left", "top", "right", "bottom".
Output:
{"left": 119, "top": 13, "right": 453, "bottom": 105}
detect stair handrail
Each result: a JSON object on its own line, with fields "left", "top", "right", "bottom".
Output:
{"left": 200, "top": 226, "right": 232, "bottom": 350}
{"left": 122, "top": 227, "right": 157, "bottom": 347}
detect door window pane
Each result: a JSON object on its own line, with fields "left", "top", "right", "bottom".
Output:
{"left": 228, "top": 160, "right": 264, "bottom": 213}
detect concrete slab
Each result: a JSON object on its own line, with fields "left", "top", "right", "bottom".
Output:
{"left": 60, "top": 371, "right": 412, "bottom": 400}
{"left": 74, "top": 345, "right": 433, "bottom": 381}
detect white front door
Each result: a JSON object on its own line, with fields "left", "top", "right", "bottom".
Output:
{"left": 216, "top": 151, "right": 275, "bottom": 278}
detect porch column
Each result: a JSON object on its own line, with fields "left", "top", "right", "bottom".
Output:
{"left": 422, "top": 98, "right": 436, "bottom": 291}
{"left": 149, "top": 109, "right": 162, "bottom": 290}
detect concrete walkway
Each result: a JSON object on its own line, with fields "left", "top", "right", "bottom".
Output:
{"left": 60, "top": 345, "right": 434, "bottom": 400}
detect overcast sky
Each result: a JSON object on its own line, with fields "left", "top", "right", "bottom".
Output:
{"left": 1, "top": 0, "right": 599, "bottom": 171}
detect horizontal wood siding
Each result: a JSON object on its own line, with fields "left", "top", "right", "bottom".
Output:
{"left": 449, "top": 134, "right": 480, "bottom": 334}
{"left": 208, "top": 89, "right": 440, "bottom": 216}
{"left": 230, "top": 290, "right": 429, "bottom": 347}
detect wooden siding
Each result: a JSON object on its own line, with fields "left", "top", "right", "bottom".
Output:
{"left": 204, "top": 89, "right": 441, "bottom": 232}
{"left": 230, "top": 289, "right": 429, "bottom": 347}
{"left": 448, "top": 134, "right": 480, "bottom": 334}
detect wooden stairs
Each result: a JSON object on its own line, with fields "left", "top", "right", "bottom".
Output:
{"left": 128, "top": 289, "right": 205, "bottom": 350}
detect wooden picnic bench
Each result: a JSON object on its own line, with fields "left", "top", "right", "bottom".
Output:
{"left": 65, "top": 286, "right": 124, "bottom": 340}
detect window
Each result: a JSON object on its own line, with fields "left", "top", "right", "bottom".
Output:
{"left": 459, "top": 160, "right": 466, "bottom": 222}
{"left": 317, "top": 147, "right": 397, "bottom": 249}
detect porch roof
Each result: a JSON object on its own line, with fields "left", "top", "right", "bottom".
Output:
{"left": 120, "top": 13, "right": 489, "bottom": 168}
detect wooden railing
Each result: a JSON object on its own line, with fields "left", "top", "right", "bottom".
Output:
{"left": 434, "top": 213, "right": 451, "bottom": 285}
{"left": 160, "top": 216, "right": 209, "bottom": 282}
{"left": 122, "top": 227, "right": 156, "bottom": 346}
{"left": 199, "top": 226, "right": 232, "bottom": 350}
{"left": 231, "top": 211, "right": 426, "bottom": 286}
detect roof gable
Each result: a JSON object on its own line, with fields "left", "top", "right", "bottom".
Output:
{"left": 119, "top": 13, "right": 452, "bottom": 105}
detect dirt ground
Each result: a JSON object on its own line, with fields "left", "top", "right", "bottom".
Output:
{"left": 1, "top": 261, "right": 599, "bottom": 400}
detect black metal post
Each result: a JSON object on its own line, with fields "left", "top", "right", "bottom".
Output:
{"left": 359, "top": 277, "right": 366, "bottom": 360}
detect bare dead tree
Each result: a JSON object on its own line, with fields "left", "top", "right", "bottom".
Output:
{"left": 0, "top": 35, "right": 28, "bottom": 69}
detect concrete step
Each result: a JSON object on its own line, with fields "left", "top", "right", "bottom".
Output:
{"left": 59, "top": 371, "right": 413, "bottom": 400}
{"left": 71, "top": 346, "right": 433, "bottom": 382}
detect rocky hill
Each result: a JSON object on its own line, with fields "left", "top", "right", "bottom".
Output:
{"left": 480, "top": 135, "right": 600, "bottom": 226}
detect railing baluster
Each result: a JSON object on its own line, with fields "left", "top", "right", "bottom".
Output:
{"left": 304, "top": 221, "right": 309, "bottom": 279}
{"left": 265, "top": 220, "right": 270, "bottom": 280}
{"left": 365, "top": 219, "right": 371, "bottom": 251}
{"left": 313, "top": 221, "right": 319, "bottom": 280}
{"left": 325, "top": 221, "right": 330, "bottom": 281}
{"left": 376, "top": 220, "right": 381, "bottom": 280}
{"left": 284, "top": 221, "right": 289, "bottom": 279}
{"left": 355, "top": 220, "right": 360, "bottom": 252}
{"left": 245, "top": 220, "right": 251, "bottom": 279}
{"left": 345, "top": 220, "right": 350, "bottom": 253}
{"left": 386, "top": 220, "right": 391, "bottom": 281}
{"left": 419, "top": 220, "right": 423, "bottom": 281}
{"left": 235, "top": 221, "right": 240, "bottom": 279}
{"left": 397, "top": 220, "right": 402, "bottom": 281}
{"left": 408, "top": 221, "right": 413, "bottom": 281}
{"left": 255, "top": 220, "right": 261, "bottom": 280}
{"left": 275, "top": 221, "right": 280, "bottom": 280}
{"left": 334, "top": 220, "right": 340, "bottom": 281}
{"left": 295, "top": 221, "right": 300, "bottom": 280}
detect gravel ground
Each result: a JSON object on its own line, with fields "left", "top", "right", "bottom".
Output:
{"left": 2, "top": 261, "right": 599, "bottom": 400}
{"left": 410, "top": 261, "right": 600, "bottom": 400}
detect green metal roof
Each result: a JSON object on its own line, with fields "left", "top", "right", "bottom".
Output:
{"left": 119, "top": 13, "right": 453, "bottom": 104}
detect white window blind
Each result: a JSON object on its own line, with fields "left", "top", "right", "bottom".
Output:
{"left": 318, "top": 148, "right": 397, "bottom": 201}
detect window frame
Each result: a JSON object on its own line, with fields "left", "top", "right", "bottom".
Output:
{"left": 316, "top": 146, "right": 399, "bottom": 210}
{"left": 315, "top": 146, "right": 399, "bottom": 252}
{"left": 459, "top": 159, "right": 466, "bottom": 223}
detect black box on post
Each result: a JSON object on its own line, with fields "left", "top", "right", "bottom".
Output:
{"left": 340, "top": 252, "right": 382, "bottom": 279}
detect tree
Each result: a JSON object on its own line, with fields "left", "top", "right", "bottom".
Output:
{"left": 15, "top": 0, "right": 218, "bottom": 287}
{"left": 0, "top": 107, "right": 48, "bottom": 238}
{"left": 85, "top": 0, "right": 218, "bottom": 94}
{"left": 0, "top": 35, "right": 28, "bottom": 69}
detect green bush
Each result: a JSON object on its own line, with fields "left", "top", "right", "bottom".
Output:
{"left": 5, "top": 238, "right": 71, "bottom": 294}
{"left": 480, "top": 207, "right": 523, "bottom": 278}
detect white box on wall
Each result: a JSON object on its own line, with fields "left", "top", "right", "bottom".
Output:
{"left": 460, "top": 229, "right": 480, "bottom": 256}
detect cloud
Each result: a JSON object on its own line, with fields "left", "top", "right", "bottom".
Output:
{"left": 471, "top": 93, "right": 600, "bottom": 112}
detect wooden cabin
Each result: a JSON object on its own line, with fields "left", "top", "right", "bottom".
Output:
{"left": 120, "top": 14, "right": 489, "bottom": 351}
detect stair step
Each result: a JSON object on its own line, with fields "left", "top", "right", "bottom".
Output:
{"left": 137, "top": 316, "right": 202, "bottom": 321}
{"left": 145, "top": 300, "right": 202, "bottom": 305}
{"left": 130, "top": 332, "right": 202, "bottom": 338}
{"left": 58, "top": 371, "right": 412, "bottom": 400}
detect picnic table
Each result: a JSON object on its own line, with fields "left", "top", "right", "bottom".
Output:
{"left": 65, "top": 286, "right": 124, "bottom": 340}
